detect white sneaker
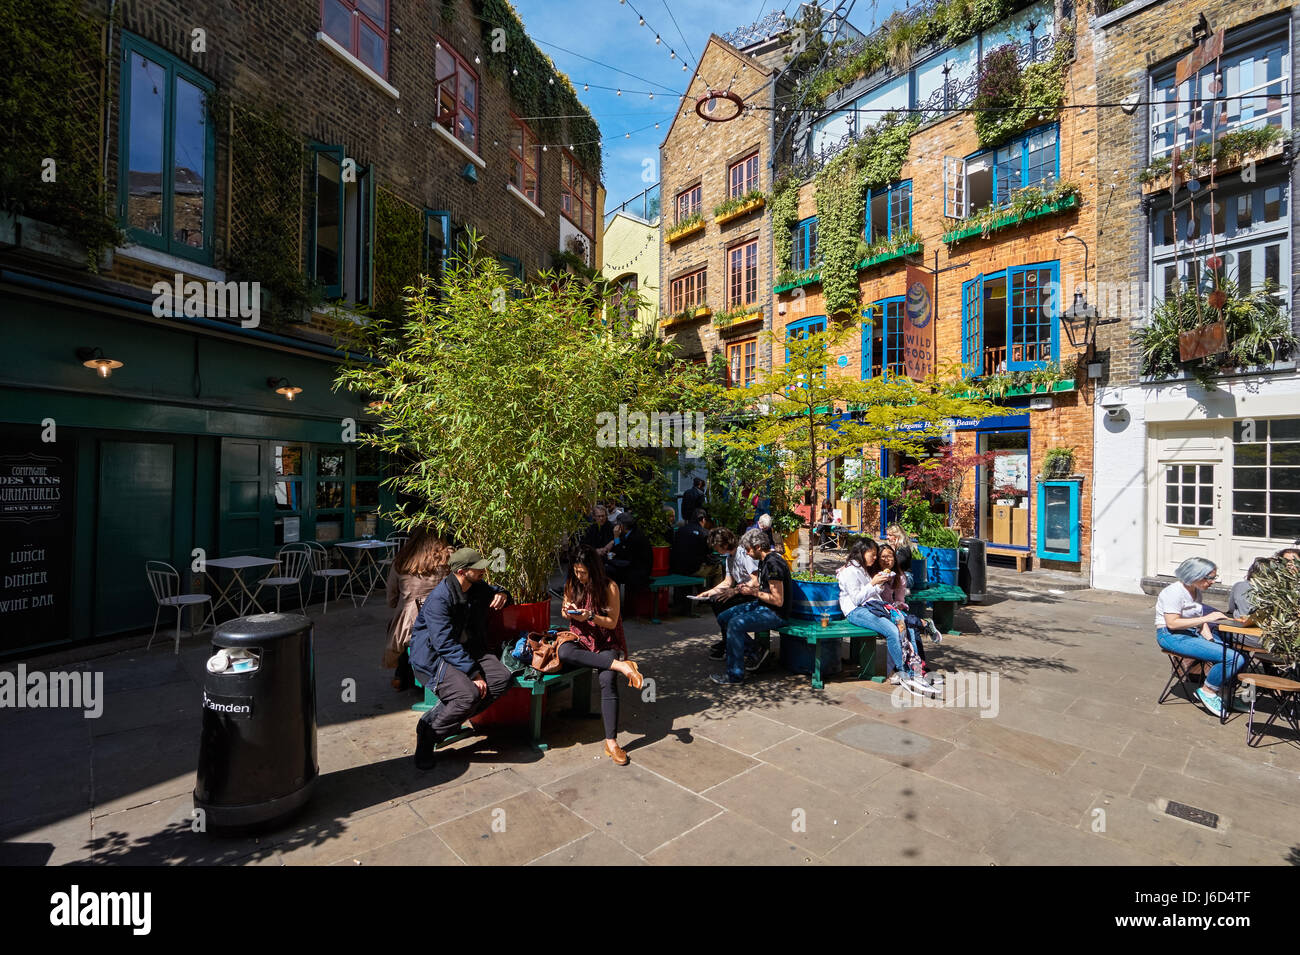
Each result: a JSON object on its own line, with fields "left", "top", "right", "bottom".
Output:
{"left": 888, "top": 672, "right": 903, "bottom": 685}
{"left": 904, "top": 674, "right": 942, "bottom": 697}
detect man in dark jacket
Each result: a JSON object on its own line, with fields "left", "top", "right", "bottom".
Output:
{"left": 409, "top": 548, "right": 513, "bottom": 769}
{"left": 681, "top": 478, "right": 707, "bottom": 521}
{"left": 669, "top": 509, "right": 724, "bottom": 608}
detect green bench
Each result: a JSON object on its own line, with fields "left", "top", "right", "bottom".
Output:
{"left": 756, "top": 620, "right": 881, "bottom": 691}
{"left": 410, "top": 657, "right": 594, "bottom": 751}
{"left": 908, "top": 584, "right": 968, "bottom": 634}
{"left": 647, "top": 574, "right": 706, "bottom": 624}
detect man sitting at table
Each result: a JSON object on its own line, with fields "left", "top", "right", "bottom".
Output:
{"left": 409, "top": 548, "right": 513, "bottom": 769}
{"left": 669, "top": 509, "right": 723, "bottom": 607}
{"left": 709, "top": 528, "right": 792, "bottom": 685}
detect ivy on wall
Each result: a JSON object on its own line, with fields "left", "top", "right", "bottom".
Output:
{"left": 372, "top": 187, "right": 424, "bottom": 326}
{"left": 771, "top": 174, "right": 800, "bottom": 276}
{"left": 0, "top": 0, "right": 121, "bottom": 268}
{"left": 214, "top": 93, "right": 321, "bottom": 327}
{"left": 973, "top": 30, "right": 1072, "bottom": 148}
{"left": 811, "top": 113, "right": 918, "bottom": 319}
{"left": 472, "top": 0, "right": 602, "bottom": 177}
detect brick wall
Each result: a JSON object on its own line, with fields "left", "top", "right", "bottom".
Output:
{"left": 766, "top": 1, "right": 1101, "bottom": 573}
{"left": 93, "top": 0, "right": 600, "bottom": 308}
{"left": 658, "top": 35, "right": 779, "bottom": 371}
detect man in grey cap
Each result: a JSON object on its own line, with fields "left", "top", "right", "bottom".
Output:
{"left": 409, "top": 547, "right": 513, "bottom": 769}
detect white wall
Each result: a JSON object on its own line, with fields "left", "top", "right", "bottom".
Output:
{"left": 1091, "top": 383, "right": 1149, "bottom": 594}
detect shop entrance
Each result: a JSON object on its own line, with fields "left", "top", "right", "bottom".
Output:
{"left": 977, "top": 431, "right": 1030, "bottom": 548}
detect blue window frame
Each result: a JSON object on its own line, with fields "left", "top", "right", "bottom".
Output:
{"left": 964, "top": 125, "right": 1059, "bottom": 211}
{"left": 860, "top": 298, "right": 905, "bottom": 380}
{"left": 865, "top": 180, "right": 912, "bottom": 244}
{"left": 117, "top": 33, "right": 216, "bottom": 262}
{"left": 962, "top": 261, "right": 1059, "bottom": 375}
{"left": 424, "top": 210, "right": 450, "bottom": 292}
{"left": 1037, "top": 480, "right": 1080, "bottom": 562}
{"left": 792, "top": 216, "right": 819, "bottom": 271}
{"left": 785, "top": 315, "right": 827, "bottom": 384}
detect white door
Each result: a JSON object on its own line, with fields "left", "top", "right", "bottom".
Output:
{"left": 1149, "top": 423, "right": 1230, "bottom": 576}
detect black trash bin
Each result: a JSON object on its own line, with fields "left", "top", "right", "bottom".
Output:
{"left": 959, "top": 537, "right": 987, "bottom": 604}
{"left": 195, "top": 613, "right": 317, "bottom": 829}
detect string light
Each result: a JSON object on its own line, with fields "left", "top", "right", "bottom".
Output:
{"left": 655, "top": 35, "right": 661, "bottom": 44}
{"left": 638, "top": 15, "right": 644, "bottom": 25}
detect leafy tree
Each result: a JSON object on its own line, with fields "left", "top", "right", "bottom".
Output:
{"left": 335, "top": 236, "right": 682, "bottom": 601}
{"left": 700, "top": 323, "right": 1002, "bottom": 566}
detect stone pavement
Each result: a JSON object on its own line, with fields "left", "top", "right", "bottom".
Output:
{"left": 3, "top": 573, "right": 1299, "bottom": 866}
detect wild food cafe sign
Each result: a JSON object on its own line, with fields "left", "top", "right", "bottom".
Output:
{"left": 0, "top": 434, "right": 75, "bottom": 652}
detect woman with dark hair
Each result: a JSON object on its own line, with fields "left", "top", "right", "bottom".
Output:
{"left": 1155, "top": 556, "right": 1245, "bottom": 718}
{"left": 560, "top": 547, "right": 645, "bottom": 766}
{"left": 384, "top": 529, "right": 453, "bottom": 690}
{"left": 838, "top": 539, "right": 934, "bottom": 695}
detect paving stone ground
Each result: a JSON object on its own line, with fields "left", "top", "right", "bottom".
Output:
{"left": 3, "top": 569, "right": 1299, "bottom": 866}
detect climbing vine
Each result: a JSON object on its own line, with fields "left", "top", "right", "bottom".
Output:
{"left": 811, "top": 113, "right": 918, "bottom": 319}
{"left": 0, "top": 0, "right": 121, "bottom": 269}
{"left": 771, "top": 174, "right": 800, "bottom": 274}
{"left": 372, "top": 187, "right": 424, "bottom": 326}
{"left": 973, "top": 29, "right": 1072, "bottom": 148}
{"left": 473, "top": 0, "right": 602, "bottom": 177}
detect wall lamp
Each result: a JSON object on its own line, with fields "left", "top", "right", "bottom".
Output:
{"left": 267, "top": 377, "right": 303, "bottom": 401}
{"left": 76, "top": 347, "right": 124, "bottom": 378}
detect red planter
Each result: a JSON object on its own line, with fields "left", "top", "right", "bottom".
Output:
{"left": 488, "top": 598, "right": 552, "bottom": 650}
{"left": 629, "top": 588, "right": 669, "bottom": 619}
{"left": 471, "top": 684, "right": 541, "bottom": 728}
{"left": 651, "top": 545, "right": 670, "bottom": 576}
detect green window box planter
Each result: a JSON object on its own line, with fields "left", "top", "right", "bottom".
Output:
{"left": 942, "top": 193, "right": 1080, "bottom": 245}
{"left": 774, "top": 271, "right": 821, "bottom": 294}
{"left": 855, "top": 241, "right": 921, "bottom": 271}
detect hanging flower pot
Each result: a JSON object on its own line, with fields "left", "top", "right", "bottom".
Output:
{"left": 1207, "top": 289, "right": 1228, "bottom": 310}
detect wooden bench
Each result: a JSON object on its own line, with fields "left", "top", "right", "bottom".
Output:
{"left": 1237, "top": 672, "right": 1300, "bottom": 747}
{"left": 985, "top": 546, "right": 1030, "bottom": 572}
{"left": 756, "top": 620, "right": 880, "bottom": 691}
{"left": 647, "top": 574, "right": 706, "bottom": 624}
{"left": 411, "top": 662, "right": 594, "bottom": 752}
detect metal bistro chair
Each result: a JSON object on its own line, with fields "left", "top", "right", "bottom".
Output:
{"left": 377, "top": 532, "right": 408, "bottom": 582}
{"left": 305, "top": 540, "right": 352, "bottom": 614}
{"left": 253, "top": 543, "right": 314, "bottom": 613}
{"left": 145, "top": 561, "right": 216, "bottom": 654}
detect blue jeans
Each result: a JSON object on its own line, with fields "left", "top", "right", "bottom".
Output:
{"left": 1156, "top": 626, "right": 1244, "bottom": 691}
{"left": 717, "top": 600, "right": 785, "bottom": 681}
{"left": 846, "top": 607, "right": 912, "bottom": 676}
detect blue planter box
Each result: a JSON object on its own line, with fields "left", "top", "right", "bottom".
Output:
{"left": 791, "top": 579, "right": 844, "bottom": 621}
{"left": 780, "top": 635, "right": 843, "bottom": 677}
{"left": 916, "top": 546, "right": 958, "bottom": 586}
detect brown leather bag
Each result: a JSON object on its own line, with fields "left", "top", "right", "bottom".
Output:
{"left": 525, "top": 631, "right": 579, "bottom": 675}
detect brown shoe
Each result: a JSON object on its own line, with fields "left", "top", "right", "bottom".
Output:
{"left": 624, "top": 660, "right": 644, "bottom": 690}
{"left": 604, "top": 740, "right": 629, "bottom": 766}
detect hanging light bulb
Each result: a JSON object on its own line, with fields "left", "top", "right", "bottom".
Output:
{"left": 512, "top": 67, "right": 518, "bottom": 75}
{"left": 626, "top": 132, "right": 631, "bottom": 138}
{"left": 655, "top": 34, "right": 661, "bottom": 44}
{"left": 654, "top": 122, "right": 659, "bottom": 128}
{"left": 648, "top": 92, "right": 654, "bottom": 99}
{"left": 638, "top": 16, "right": 644, "bottom": 25}
{"left": 548, "top": 77, "right": 554, "bottom": 84}
{"left": 583, "top": 84, "right": 589, "bottom": 91}
{"left": 617, "top": 89, "right": 622, "bottom": 96}
{"left": 474, "top": 54, "right": 480, "bottom": 64}
{"left": 670, "top": 50, "right": 676, "bottom": 59}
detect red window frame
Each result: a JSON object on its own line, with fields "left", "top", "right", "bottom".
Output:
{"left": 509, "top": 114, "right": 540, "bottom": 204}
{"left": 727, "top": 239, "right": 758, "bottom": 307}
{"left": 670, "top": 267, "right": 707, "bottom": 313}
{"left": 729, "top": 152, "right": 759, "bottom": 198}
{"left": 435, "top": 37, "right": 478, "bottom": 151}
{"left": 727, "top": 338, "right": 758, "bottom": 387}
{"left": 561, "top": 151, "right": 595, "bottom": 238}
{"left": 321, "top": 0, "right": 389, "bottom": 77}
{"left": 676, "top": 184, "right": 702, "bottom": 223}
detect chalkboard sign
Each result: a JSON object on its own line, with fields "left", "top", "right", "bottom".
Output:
{"left": 0, "top": 431, "right": 76, "bottom": 653}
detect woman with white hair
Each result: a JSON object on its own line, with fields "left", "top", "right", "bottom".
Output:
{"left": 1155, "top": 556, "right": 1246, "bottom": 718}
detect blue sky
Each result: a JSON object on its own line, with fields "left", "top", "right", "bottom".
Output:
{"left": 510, "top": 0, "right": 907, "bottom": 211}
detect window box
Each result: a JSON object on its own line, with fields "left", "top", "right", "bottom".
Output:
{"left": 714, "top": 194, "right": 766, "bottom": 226}
{"left": 942, "top": 191, "right": 1079, "bottom": 244}
{"left": 666, "top": 215, "right": 705, "bottom": 242}
{"left": 856, "top": 240, "right": 921, "bottom": 271}
{"left": 1139, "top": 132, "right": 1288, "bottom": 194}
{"left": 694, "top": 305, "right": 713, "bottom": 319}
{"left": 659, "top": 308, "right": 703, "bottom": 329}
{"left": 774, "top": 270, "right": 821, "bottom": 294}
{"left": 955, "top": 378, "right": 1076, "bottom": 400}
{"left": 713, "top": 305, "right": 763, "bottom": 331}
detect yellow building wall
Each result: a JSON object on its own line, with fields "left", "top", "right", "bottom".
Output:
{"left": 601, "top": 212, "right": 661, "bottom": 333}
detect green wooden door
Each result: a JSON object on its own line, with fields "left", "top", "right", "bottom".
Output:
{"left": 94, "top": 441, "right": 175, "bottom": 635}
{"left": 220, "top": 438, "right": 270, "bottom": 557}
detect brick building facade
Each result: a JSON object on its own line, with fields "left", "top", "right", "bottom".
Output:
{"left": 0, "top": 0, "right": 602, "bottom": 652}
{"left": 767, "top": 0, "right": 1098, "bottom": 577}
{"left": 1089, "top": 0, "right": 1298, "bottom": 593}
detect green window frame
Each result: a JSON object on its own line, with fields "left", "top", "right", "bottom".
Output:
{"left": 309, "top": 144, "right": 374, "bottom": 303}
{"left": 116, "top": 32, "right": 216, "bottom": 262}
{"left": 424, "top": 209, "right": 451, "bottom": 294}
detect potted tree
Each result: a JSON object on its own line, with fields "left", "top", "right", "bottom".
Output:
{"left": 1248, "top": 557, "right": 1300, "bottom": 665}
{"left": 335, "top": 235, "right": 681, "bottom": 642}
{"left": 1042, "top": 446, "right": 1076, "bottom": 479}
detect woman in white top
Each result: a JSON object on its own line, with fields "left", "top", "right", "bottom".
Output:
{"left": 1155, "top": 556, "right": 1245, "bottom": 718}
{"left": 838, "top": 539, "right": 927, "bottom": 689}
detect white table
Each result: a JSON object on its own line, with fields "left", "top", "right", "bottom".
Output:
{"left": 333, "top": 540, "right": 397, "bottom": 607}
{"left": 203, "top": 555, "right": 281, "bottom": 617}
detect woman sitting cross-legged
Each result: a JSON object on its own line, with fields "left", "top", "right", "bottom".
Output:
{"left": 837, "top": 540, "right": 937, "bottom": 696}
{"left": 560, "top": 547, "right": 645, "bottom": 766}
{"left": 1155, "top": 556, "right": 1246, "bottom": 718}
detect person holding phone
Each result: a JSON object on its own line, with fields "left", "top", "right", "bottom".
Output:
{"left": 698, "top": 527, "right": 759, "bottom": 660}
{"left": 1155, "top": 557, "right": 1246, "bottom": 719}
{"left": 560, "top": 547, "right": 644, "bottom": 765}
{"left": 838, "top": 539, "right": 929, "bottom": 693}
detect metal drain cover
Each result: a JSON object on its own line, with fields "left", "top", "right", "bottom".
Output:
{"left": 1165, "top": 801, "right": 1219, "bottom": 828}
